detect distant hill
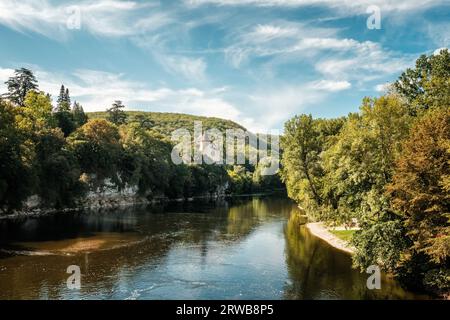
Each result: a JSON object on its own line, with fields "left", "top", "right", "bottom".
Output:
{"left": 87, "top": 111, "right": 247, "bottom": 140}
{"left": 87, "top": 111, "right": 279, "bottom": 156}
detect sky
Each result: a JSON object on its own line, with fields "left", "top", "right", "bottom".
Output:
{"left": 0, "top": 0, "right": 449, "bottom": 132}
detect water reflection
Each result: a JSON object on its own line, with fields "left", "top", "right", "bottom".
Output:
{"left": 0, "top": 197, "right": 427, "bottom": 300}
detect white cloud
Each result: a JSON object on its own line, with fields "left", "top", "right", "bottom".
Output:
{"left": 251, "top": 24, "right": 299, "bottom": 41}
{"left": 374, "top": 82, "right": 391, "bottom": 92}
{"left": 309, "top": 80, "right": 351, "bottom": 91}
{"left": 187, "top": 0, "right": 447, "bottom": 13}
{"left": 225, "top": 23, "right": 341, "bottom": 67}
{"left": 314, "top": 41, "right": 413, "bottom": 82}
{"left": 224, "top": 22, "right": 412, "bottom": 84}
{"left": 434, "top": 47, "right": 449, "bottom": 55}
{"left": 0, "top": 0, "right": 172, "bottom": 39}
{"left": 245, "top": 84, "right": 323, "bottom": 131}
{"left": 158, "top": 55, "right": 207, "bottom": 81}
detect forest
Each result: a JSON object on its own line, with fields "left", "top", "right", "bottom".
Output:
{"left": 281, "top": 49, "right": 450, "bottom": 297}
{"left": 0, "top": 69, "right": 282, "bottom": 213}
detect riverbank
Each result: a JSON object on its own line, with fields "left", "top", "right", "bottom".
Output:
{"left": 0, "top": 192, "right": 282, "bottom": 220}
{"left": 306, "top": 222, "right": 356, "bottom": 254}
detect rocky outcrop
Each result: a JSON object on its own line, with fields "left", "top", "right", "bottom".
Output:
{"left": 81, "top": 179, "right": 149, "bottom": 210}
{"left": 1, "top": 178, "right": 229, "bottom": 219}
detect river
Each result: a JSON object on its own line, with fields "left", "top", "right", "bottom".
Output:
{"left": 0, "top": 196, "right": 427, "bottom": 299}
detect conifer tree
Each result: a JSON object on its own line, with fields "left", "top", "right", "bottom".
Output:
{"left": 3, "top": 68, "right": 38, "bottom": 106}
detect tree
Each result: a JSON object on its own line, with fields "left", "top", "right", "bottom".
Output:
{"left": 228, "top": 166, "right": 253, "bottom": 194}
{"left": 54, "top": 85, "right": 76, "bottom": 136}
{"left": 385, "top": 107, "right": 450, "bottom": 296}
{"left": 281, "top": 115, "right": 344, "bottom": 218}
{"left": 351, "top": 220, "right": 410, "bottom": 272}
{"left": 68, "top": 119, "right": 122, "bottom": 186}
{"left": 0, "top": 100, "right": 35, "bottom": 211}
{"left": 281, "top": 115, "right": 323, "bottom": 210}
{"left": 388, "top": 108, "right": 449, "bottom": 265}
{"left": 21, "top": 90, "right": 55, "bottom": 130}
{"left": 65, "top": 88, "right": 71, "bottom": 107}
{"left": 3, "top": 68, "right": 39, "bottom": 106}
{"left": 33, "top": 128, "right": 85, "bottom": 208}
{"left": 107, "top": 100, "right": 128, "bottom": 125}
{"left": 394, "top": 49, "right": 450, "bottom": 114}
{"left": 72, "top": 101, "right": 88, "bottom": 127}
{"left": 134, "top": 114, "right": 153, "bottom": 130}
{"left": 54, "top": 110, "right": 76, "bottom": 137}
{"left": 56, "top": 85, "right": 71, "bottom": 112}
{"left": 322, "top": 96, "right": 412, "bottom": 225}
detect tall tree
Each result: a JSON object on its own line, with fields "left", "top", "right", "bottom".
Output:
{"left": 387, "top": 107, "right": 450, "bottom": 296}
{"left": 0, "top": 100, "right": 35, "bottom": 211}
{"left": 281, "top": 115, "right": 325, "bottom": 215}
{"left": 56, "top": 84, "right": 71, "bottom": 112}
{"left": 388, "top": 108, "right": 449, "bottom": 265}
{"left": 54, "top": 85, "right": 75, "bottom": 136}
{"left": 394, "top": 49, "right": 450, "bottom": 114}
{"left": 72, "top": 101, "right": 88, "bottom": 127}
{"left": 107, "top": 100, "right": 128, "bottom": 125}
{"left": 22, "top": 91, "right": 55, "bottom": 130}
{"left": 3, "top": 68, "right": 38, "bottom": 106}
{"left": 65, "top": 88, "right": 71, "bottom": 107}
{"left": 320, "top": 96, "right": 412, "bottom": 226}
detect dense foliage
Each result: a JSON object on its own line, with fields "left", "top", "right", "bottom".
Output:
{"left": 281, "top": 50, "right": 450, "bottom": 296}
{"left": 0, "top": 69, "right": 282, "bottom": 214}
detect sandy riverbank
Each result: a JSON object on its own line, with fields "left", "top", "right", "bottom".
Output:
{"left": 306, "top": 222, "right": 355, "bottom": 254}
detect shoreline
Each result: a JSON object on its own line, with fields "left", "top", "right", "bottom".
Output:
{"left": 306, "top": 222, "right": 355, "bottom": 255}
{"left": 0, "top": 192, "right": 281, "bottom": 221}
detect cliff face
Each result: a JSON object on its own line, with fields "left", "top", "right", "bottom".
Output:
{"left": 2, "top": 179, "right": 229, "bottom": 219}
{"left": 82, "top": 179, "right": 149, "bottom": 210}
{"left": 7, "top": 180, "right": 149, "bottom": 219}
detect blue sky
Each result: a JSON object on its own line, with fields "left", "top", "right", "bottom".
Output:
{"left": 0, "top": 0, "right": 448, "bottom": 132}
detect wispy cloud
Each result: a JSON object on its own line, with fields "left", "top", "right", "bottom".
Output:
{"left": 0, "top": 0, "right": 172, "bottom": 39}
{"left": 245, "top": 84, "right": 323, "bottom": 131}
{"left": 186, "top": 0, "right": 447, "bottom": 13}
{"left": 157, "top": 55, "right": 207, "bottom": 82}
{"left": 224, "top": 23, "right": 340, "bottom": 67}
{"left": 224, "top": 22, "right": 412, "bottom": 84}
{"left": 308, "top": 80, "right": 351, "bottom": 92}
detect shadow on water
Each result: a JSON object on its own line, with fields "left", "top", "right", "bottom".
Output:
{"left": 0, "top": 196, "right": 427, "bottom": 299}
{"left": 283, "top": 210, "right": 427, "bottom": 299}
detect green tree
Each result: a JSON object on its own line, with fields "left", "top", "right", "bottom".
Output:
{"left": 394, "top": 49, "right": 450, "bottom": 114}
{"left": 56, "top": 85, "right": 71, "bottom": 112}
{"left": 68, "top": 119, "right": 122, "bottom": 186}
{"left": 107, "top": 100, "right": 128, "bottom": 125}
{"left": 134, "top": 114, "right": 153, "bottom": 130}
{"left": 281, "top": 115, "right": 343, "bottom": 218}
{"left": 322, "top": 96, "right": 412, "bottom": 225}
{"left": 54, "top": 85, "right": 76, "bottom": 136}
{"left": 21, "top": 90, "right": 55, "bottom": 130}
{"left": 72, "top": 101, "right": 88, "bottom": 127}
{"left": 3, "top": 68, "right": 38, "bottom": 106}
{"left": 228, "top": 166, "right": 253, "bottom": 194}
{"left": 281, "top": 115, "right": 323, "bottom": 210}
{"left": 33, "top": 128, "right": 85, "bottom": 208}
{"left": 0, "top": 100, "right": 35, "bottom": 211}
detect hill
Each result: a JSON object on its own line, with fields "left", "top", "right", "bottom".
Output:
{"left": 87, "top": 111, "right": 247, "bottom": 140}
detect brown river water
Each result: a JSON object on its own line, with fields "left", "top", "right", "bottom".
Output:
{"left": 0, "top": 196, "right": 428, "bottom": 300}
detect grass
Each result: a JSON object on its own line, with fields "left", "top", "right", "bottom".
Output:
{"left": 330, "top": 229, "right": 356, "bottom": 243}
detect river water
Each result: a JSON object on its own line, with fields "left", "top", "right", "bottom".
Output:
{"left": 0, "top": 196, "right": 427, "bottom": 300}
